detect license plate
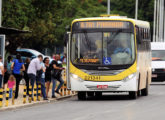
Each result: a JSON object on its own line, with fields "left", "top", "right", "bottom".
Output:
{"left": 152, "top": 74, "right": 157, "bottom": 78}
{"left": 84, "top": 76, "right": 101, "bottom": 81}
{"left": 97, "top": 85, "right": 108, "bottom": 89}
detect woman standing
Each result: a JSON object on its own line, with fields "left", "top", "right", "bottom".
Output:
{"left": 41, "top": 58, "right": 48, "bottom": 100}
{"left": 4, "top": 56, "right": 13, "bottom": 89}
{"left": 44, "top": 57, "right": 52, "bottom": 98}
{"left": 11, "top": 54, "right": 25, "bottom": 99}
{"left": 24, "top": 58, "right": 30, "bottom": 95}
{"left": 0, "top": 56, "right": 4, "bottom": 88}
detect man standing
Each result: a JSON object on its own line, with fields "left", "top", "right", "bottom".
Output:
{"left": 27, "top": 55, "right": 43, "bottom": 92}
{"left": 51, "top": 54, "right": 64, "bottom": 98}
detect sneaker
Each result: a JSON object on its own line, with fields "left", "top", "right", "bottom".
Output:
{"left": 55, "top": 90, "right": 60, "bottom": 94}
{"left": 52, "top": 95, "right": 56, "bottom": 98}
{"left": 43, "top": 98, "right": 48, "bottom": 100}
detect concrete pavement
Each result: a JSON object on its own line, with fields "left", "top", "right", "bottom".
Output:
{"left": 0, "top": 83, "right": 165, "bottom": 120}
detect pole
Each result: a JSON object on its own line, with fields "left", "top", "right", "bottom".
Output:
{"left": 164, "top": 1, "right": 165, "bottom": 42}
{"left": 107, "top": 0, "right": 110, "bottom": 15}
{"left": 156, "top": 0, "right": 160, "bottom": 42}
{"left": 162, "top": 0, "right": 164, "bottom": 42}
{"left": 135, "top": 0, "right": 138, "bottom": 19}
{"left": 159, "top": 0, "right": 163, "bottom": 42}
{"left": 0, "top": 0, "right": 2, "bottom": 27}
{"left": 153, "top": 0, "right": 157, "bottom": 42}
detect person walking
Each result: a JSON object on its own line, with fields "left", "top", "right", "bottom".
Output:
{"left": 51, "top": 54, "right": 64, "bottom": 98}
{"left": 44, "top": 57, "right": 52, "bottom": 98}
{"left": 0, "top": 56, "right": 4, "bottom": 88}
{"left": 11, "top": 54, "right": 25, "bottom": 99}
{"left": 7, "top": 75, "right": 15, "bottom": 99}
{"left": 27, "top": 55, "right": 43, "bottom": 93}
{"left": 40, "top": 57, "right": 49, "bottom": 100}
{"left": 24, "top": 58, "right": 31, "bottom": 95}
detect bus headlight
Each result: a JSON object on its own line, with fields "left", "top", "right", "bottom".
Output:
{"left": 123, "top": 73, "right": 136, "bottom": 82}
{"left": 72, "top": 74, "right": 78, "bottom": 79}
{"left": 70, "top": 74, "right": 83, "bottom": 82}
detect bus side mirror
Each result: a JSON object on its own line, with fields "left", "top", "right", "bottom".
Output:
{"left": 136, "top": 30, "right": 142, "bottom": 44}
{"left": 64, "top": 32, "right": 69, "bottom": 46}
{"left": 137, "top": 34, "right": 141, "bottom": 44}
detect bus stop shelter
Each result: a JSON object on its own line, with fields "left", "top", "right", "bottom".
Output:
{"left": 0, "top": 27, "right": 30, "bottom": 85}
{"left": 0, "top": 27, "right": 30, "bottom": 61}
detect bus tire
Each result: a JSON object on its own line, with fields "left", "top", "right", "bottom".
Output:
{"left": 141, "top": 78, "right": 148, "bottom": 96}
{"left": 95, "top": 92, "right": 102, "bottom": 97}
{"left": 129, "top": 91, "right": 137, "bottom": 99}
{"left": 78, "top": 92, "right": 86, "bottom": 100}
{"left": 87, "top": 92, "right": 94, "bottom": 97}
{"left": 137, "top": 90, "right": 141, "bottom": 96}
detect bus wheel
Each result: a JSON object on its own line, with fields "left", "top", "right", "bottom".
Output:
{"left": 78, "top": 92, "right": 86, "bottom": 100}
{"left": 141, "top": 82, "right": 148, "bottom": 96}
{"left": 129, "top": 91, "right": 137, "bottom": 99}
{"left": 95, "top": 92, "right": 102, "bottom": 97}
{"left": 137, "top": 90, "right": 141, "bottom": 96}
{"left": 87, "top": 92, "right": 94, "bottom": 97}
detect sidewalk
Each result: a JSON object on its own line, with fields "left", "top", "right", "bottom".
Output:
{"left": 0, "top": 83, "right": 75, "bottom": 111}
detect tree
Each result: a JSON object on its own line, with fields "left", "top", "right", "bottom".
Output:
{"left": 2, "top": 0, "right": 154, "bottom": 53}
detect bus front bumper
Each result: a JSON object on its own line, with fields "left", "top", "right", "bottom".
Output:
{"left": 70, "top": 76, "right": 138, "bottom": 92}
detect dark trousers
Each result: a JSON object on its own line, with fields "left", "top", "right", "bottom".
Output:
{"left": 0, "top": 75, "right": 2, "bottom": 88}
{"left": 13, "top": 74, "right": 21, "bottom": 99}
{"left": 28, "top": 73, "right": 36, "bottom": 94}
{"left": 24, "top": 73, "right": 29, "bottom": 95}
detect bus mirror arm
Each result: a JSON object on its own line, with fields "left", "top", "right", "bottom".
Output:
{"left": 137, "top": 33, "right": 142, "bottom": 44}
{"left": 64, "top": 32, "right": 69, "bottom": 46}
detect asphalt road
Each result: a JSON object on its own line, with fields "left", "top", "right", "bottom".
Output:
{"left": 0, "top": 82, "right": 165, "bottom": 120}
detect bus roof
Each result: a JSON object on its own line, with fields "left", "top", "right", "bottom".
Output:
{"left": 151, "top": 42, "right": 165, "bottom": 50}
{"left": 72, "top": 16, "right": 150, "bottom": 28}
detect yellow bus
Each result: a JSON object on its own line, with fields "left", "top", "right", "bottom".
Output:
{"left": 66, "top": 16, "right": 151, "bottom": 100}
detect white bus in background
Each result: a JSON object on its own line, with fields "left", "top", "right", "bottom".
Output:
{"left": 151, "top": 42, "right": 165, "bottom": 81}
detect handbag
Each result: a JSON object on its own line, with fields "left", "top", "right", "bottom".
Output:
{"left": 51, "top": 69, "right": 61, "bottom": 79}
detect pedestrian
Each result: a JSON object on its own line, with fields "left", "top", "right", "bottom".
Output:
{"left": 7, "top": 56, "right": 13, "bottom": 75}
{"left": 7, "top": 75, "right": 15, "bottom": 99}
{"left": 40, "top": 57, "right": 49, "bottom": 100}
{"left": 24, "top": 58, "right": 31, "bottom": 95}
{"left": 11, "top": 54, "right": 25, "bottom": 99}
{"left": 0, "top": 56, "right": 4, "bottom": 88}
{"left": 27, "top": 55, "right": 43, "bottom": 93}
{"left": 44, "top": 57, "right": 52, "bottom": 98}
{"left": 4, "top": 56, "right": 13, "bottom": 88}
{"left": 51, "top": 54, "right": 64, "bottom": 98}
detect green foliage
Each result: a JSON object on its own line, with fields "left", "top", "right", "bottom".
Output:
{"left": 2, "top": 0, "right": 154, "bottom": 53}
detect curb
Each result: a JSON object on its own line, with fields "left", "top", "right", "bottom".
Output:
{"left": 0, "top": 94, "right": 76, "bottom": 112}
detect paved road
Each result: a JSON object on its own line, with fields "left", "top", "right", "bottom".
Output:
{"left": 0, "top": 83, "right": 165, "bottom": 120}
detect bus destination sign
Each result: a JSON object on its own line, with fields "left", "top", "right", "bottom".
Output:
{"left": 79, "top": 21, "right": 129, "bottom": 29}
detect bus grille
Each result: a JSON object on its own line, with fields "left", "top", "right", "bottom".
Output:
{"left": 81, "top": 69, "right": 124, "bottom": 76}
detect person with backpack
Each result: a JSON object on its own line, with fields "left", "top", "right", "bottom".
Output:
{"left": 51, "top": 54, "right": 65, "bottom": 98}
{"left": 11, "top": 54, "right": 25, "bottom": 99}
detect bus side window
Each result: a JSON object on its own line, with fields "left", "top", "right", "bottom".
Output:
{"left": 136, "top": 26, "right": 142, "bottom": 44}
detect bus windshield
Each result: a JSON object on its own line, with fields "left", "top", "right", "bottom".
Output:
{"left": 71, "top": 31, "right": 135, "bottom": 66}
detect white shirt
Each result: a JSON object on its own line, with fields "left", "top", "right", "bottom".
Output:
{"left": 27, "top": 58, "right": 42, "bottom": 75}
{"left": 0, "top": 62, "right": 3, "bottom": 75}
